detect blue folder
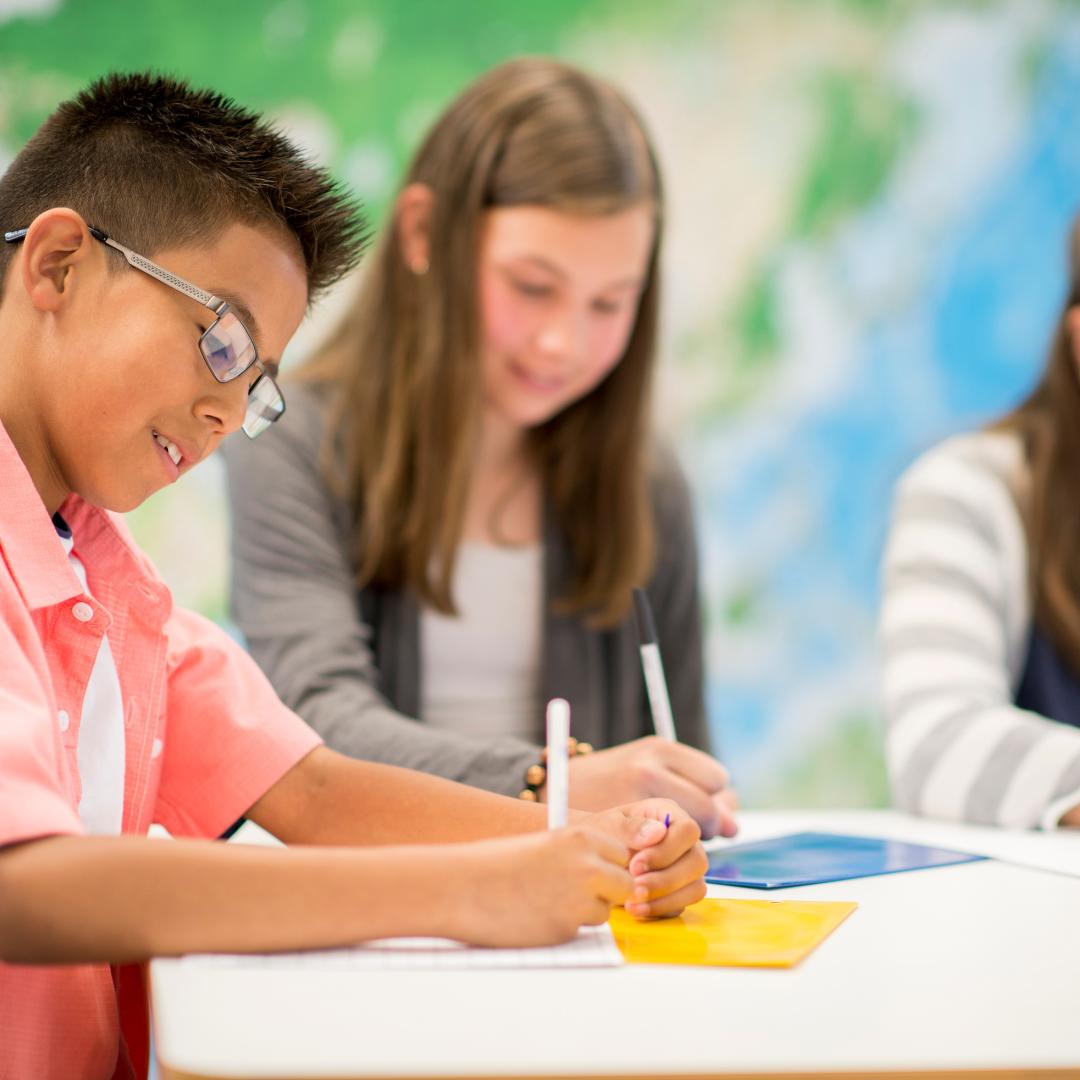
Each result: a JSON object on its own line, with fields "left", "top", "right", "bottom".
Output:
{"left": 705, "top": 831, "right": 986, "bottom": 889}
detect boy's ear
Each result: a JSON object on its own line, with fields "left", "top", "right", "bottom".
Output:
{"left": 395, "top": 183, "right": 434, "bottom": 275}
{"left": 18, "top": 209, "right": 98, "bottom": 313}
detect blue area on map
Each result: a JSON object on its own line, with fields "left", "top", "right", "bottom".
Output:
{"left": 704, "top": 35, "right": 1080, "bottom": 795}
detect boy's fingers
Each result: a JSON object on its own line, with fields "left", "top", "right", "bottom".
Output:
{"left": 624, "top": 878, "right": 708, "bottom": 920}
{"left": 591, "top": 860, "right": 634, "bottom": 906}
{"left": 628, "top": 815, "right": 702, "bottom": 875}
{"left": 601, "top": 811, "right": 669, "bottom": 852}
{"left": 582, "top": 897, "right": 616, "bottom": 926}
{"left": 628, "top": 830, "right": 708, "bottom": 881}
{"left": 578, "top": 826, "right": 631, "bottom": 868}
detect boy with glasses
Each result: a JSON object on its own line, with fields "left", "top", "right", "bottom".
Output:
{"left": 3, "top": 223, "right": 288, "bottom": 438}
{"left": 0, "top": 74, "right": 707, "bottom": 1080}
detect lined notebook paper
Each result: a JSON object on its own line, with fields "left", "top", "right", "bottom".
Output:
{"left": 181, "top": 923, "right": 623, "bottom": 971}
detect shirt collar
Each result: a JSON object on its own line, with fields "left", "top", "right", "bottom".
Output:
{"left": 0, "top": 419, "right": 140, "bottom": 613}
{"left": 0, "top": 419, "right": 85, "bottom": 610}
{"left": 0, "top": 419, "right": 169, "bottom": 614}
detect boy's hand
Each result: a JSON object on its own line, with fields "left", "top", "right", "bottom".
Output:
{"left": 548, "top": 736, "right": 739, "bottom": 839}
{"left": 443, "top": 827, "right": 633, "bottom": 948}
{"left": 586, "top": 799, "right": 708, "bottom": 919}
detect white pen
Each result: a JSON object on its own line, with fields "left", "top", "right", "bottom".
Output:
{"left": 632, "top": 587, "right": 678, "bottom": 742}
{"left": 545, "top": 697, "right": 570, "bottom": 830}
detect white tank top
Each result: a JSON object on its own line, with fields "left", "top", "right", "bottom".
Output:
{"left": 420, "top": 542, "right": 543, "bottom": 742}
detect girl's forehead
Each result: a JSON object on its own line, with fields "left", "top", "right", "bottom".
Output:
{"left": 479, "top": 204, "right": 654, "bottom": 274}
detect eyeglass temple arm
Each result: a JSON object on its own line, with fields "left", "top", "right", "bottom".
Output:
{"left": 86, "top": 227, "right": 227, "bottom": 315}
{"left": 3, "top": 225, "right": 228, "bottom": 318}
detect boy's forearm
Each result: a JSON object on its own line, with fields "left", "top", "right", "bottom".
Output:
{"left": 249, "top": 747, "right": 552, "bottom": 846}
{"left": 0, "top": 833, "right": 461, "bottom": 965}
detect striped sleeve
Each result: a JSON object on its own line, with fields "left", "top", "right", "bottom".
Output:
{"left": 879, "top": 433, "right": 1080, "bottom": 830}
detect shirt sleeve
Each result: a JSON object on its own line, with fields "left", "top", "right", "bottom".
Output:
{"left": 880, "top": 437, "right": 1080, "bottom": 829}
{"left": 153, "top": 607, "right": 322, "bottom": 838}
{"left": 0, "top": 578, "right": 84, "bottom": 847}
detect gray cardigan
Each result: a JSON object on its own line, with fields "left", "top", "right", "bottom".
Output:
{"left": 222, "top": 381, "right": 709, "bottom": 797}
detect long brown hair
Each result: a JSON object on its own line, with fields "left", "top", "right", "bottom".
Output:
{"left": 994, "top": 216, "right": 1080, "bottom": 672}
{"left": 303, "top": 57, "right": 663, "bottom": 625}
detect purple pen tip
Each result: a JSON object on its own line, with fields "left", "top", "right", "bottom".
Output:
{"left": 664, "top": 813, "right": 671, "bottom": 828}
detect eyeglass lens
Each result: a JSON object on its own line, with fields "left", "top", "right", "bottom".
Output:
{"left": 198, "top": 309, "right": 284, "bottom": 439}
{"left": 200, "top": 311, "right": 257, "bottom": 383}
{"left": 243, "top": 373, "right": 285, "bottom": 439}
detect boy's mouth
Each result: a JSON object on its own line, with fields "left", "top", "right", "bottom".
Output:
{"left": 151, "top": 430, "right": 182, "bottom": 468}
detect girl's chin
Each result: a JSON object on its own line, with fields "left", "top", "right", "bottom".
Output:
{"left": 491, "top": 391, "right": 574, "bottom": 429}
{"left": 497, "top": 405, "right": 562, "bottom": 430}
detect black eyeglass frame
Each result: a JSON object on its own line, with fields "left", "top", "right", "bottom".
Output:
{"left": 3, "top": 224, "right": 285, "bottom": 439}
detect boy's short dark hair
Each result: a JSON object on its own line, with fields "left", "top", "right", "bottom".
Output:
{"left": 0, "top": 72, "right": 367, "bottom": 300}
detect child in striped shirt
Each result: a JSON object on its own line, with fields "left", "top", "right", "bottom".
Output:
{"left": 880, "top": 218, "right": 1080, "bottom": 830}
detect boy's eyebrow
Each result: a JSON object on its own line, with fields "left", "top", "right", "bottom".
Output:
{"left": 209, "top": 291, "right": 280, "bottom": 377}
{"left": 212, "top": 289, "right": 261, "bottom": 350}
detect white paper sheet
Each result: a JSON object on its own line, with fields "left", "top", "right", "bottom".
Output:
{"left": 180, "top": 922, "right": 623, "bottom": 971}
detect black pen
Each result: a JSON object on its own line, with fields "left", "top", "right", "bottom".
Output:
{"left": 632, "top": 587, "right": 678, "bottom": 741}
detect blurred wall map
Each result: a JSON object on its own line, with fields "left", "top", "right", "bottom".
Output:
{"left": 3, "top": 0, "right": 1078, "bottom": 808}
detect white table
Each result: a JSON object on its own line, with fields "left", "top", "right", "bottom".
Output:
{"left": 151, "top": 810, "right": 1080, "bottom": 1079}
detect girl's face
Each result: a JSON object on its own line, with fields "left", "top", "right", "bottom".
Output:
{"left": 476, "top": 203, "right": 654, "bottom": 431}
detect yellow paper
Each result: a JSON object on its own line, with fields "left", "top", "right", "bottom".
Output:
{"left": 608, "top": 897, "right": 857, "bottom": 968}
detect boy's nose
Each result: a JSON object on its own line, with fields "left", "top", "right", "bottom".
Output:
{"left": 196, "top": 382, "right": 248, "bottom": 436}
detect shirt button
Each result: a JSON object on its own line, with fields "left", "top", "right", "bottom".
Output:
{"left": 57, "top": 710, "right": 70, "bottom": 733}
{"left": 72, "top": 601, "right": 94, "bottom": 623}
{"left": 151, "top": 738, "right": 164, "bottom": 759}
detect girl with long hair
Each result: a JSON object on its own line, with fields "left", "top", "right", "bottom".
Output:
{"left": 225, "top": 57, "right": 737, "bottom": 838}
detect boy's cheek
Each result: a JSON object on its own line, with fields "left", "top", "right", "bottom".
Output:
{"left": 193, "top": 434, "right": 225, "bottom": 469}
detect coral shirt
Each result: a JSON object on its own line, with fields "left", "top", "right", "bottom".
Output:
{"left": 0, "top": 421, "right": 322, "bottom": 1080}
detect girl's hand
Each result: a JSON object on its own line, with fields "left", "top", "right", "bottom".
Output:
{"left": 585, "top": 799, "right": 709, "bottom": 919}
{"left": 545, "top": 736, "right": 739, "bottom": 839}
{"left": 442, "top": 827, "right": 632, "bottom": 947}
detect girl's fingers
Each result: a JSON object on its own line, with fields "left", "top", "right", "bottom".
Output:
{"left": 642, "top": 770, "right": 721, "bottom": 837}
{"left": 711, "top": 793, "right": 739, "bottom": 838}
{"left": 659, "top": 741, "right": 730, "bottom": 793}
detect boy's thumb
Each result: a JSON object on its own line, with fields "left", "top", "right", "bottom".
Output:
{"left": 624, "top": 816, "right": 666, "bottom": 849}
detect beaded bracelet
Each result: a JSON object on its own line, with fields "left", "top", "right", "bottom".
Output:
{"left": 518, "top": 737, "right": 594, "bottom": 801}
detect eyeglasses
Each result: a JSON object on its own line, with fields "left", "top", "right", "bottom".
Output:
{"left": 3, "top": 225, "right": 285, "bottom": 439}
